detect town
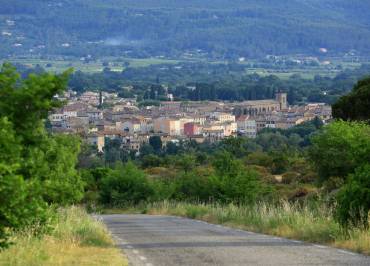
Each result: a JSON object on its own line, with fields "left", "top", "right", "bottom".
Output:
{"left": 49, "top": 89, "right": 332, "bottom": 154}
{"left": 2, "top": 1, "right": 370, "bottom": 265}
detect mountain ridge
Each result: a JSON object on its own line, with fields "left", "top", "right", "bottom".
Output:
{"left": 1, "top": 0, "right": 370, "bottom": 59}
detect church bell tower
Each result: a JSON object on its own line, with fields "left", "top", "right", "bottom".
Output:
{"left": 275, "top": 91, "right": 287, "bottom": 110}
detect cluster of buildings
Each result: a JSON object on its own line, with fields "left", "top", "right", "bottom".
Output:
{"left": 49, "top": 90, "right": 332, "bottom": 154}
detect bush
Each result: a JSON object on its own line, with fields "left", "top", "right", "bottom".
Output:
{"left": 301, "top": 171, "right": 318, "bottom": 183}
{"left": 245, "top": 152, "right": 273, "bottom": 168}
{"left": 141, "top": 154, "right": 163, "bottom": 168}
{"left": 281, "top": 172, "right": 300, "bottom": 184}
{"left": 100, "top": 162, "right": 155, "bottom": 205}
{"left": 41, "top": 134, "right": 85, "bottom": 205}
{"left": 336, "top": 164, "right": 370, "bottom": 227}
{"left": 309, "top": 121, "right": 370, "bottom": 182}
{"left": 173, "top": 172, "right": 218, "bottom": 202}
{"left": 145, "top": 167, "right": 176, "bottom": 178}
{"left": 226, "top": 168, "right": 271, "bottom": 204}
{"left": 0, "top": 163, "right": 48, "bottom": 248}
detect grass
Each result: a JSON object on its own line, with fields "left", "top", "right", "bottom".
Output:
{"left": 0, "top": 206, "right": 128, "bottom": 266}
{"left": 106, "top": 200, "right": 370, "bottom": 255}
{"left": 1, "top": 57, "right": 363, "bottom": 78}
{"left": 1, "top": 57, "right": 183, "bottom": 73}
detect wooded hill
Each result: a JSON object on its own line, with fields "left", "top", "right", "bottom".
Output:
{"left": 1, "top": 0, "right": 370, "bottom": 59}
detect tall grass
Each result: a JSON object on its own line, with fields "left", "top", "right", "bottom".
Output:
{"left": 0, "top": 206, "right": 127, "bottom": 266}
{"left": 129, "top": 200, "right": 370, "bottom": 255}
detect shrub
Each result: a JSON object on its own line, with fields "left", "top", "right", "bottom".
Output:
{"left": 309, "top": 121, "right": 370, "bottom": 182}
{"left": 301, "top": 171, "right": 318, "bottom": 183}
{"left": 336, "top": 164, "right": 370, "bottom": 227}
{"left": 218, "top": 166, "right": 269, "bottom": 204}
{"left": 100, "top": 162, "right": 155, "bottom": 205}
{"left": 173, "top": 172, "right": 218, "bottom": 202}
{"left": 281, "top": 172, "right": 300, "bottom": 184}
{"left": 245, "top": 152, "right": 273, "bottom": 168}
{"left": 141, "top": 154, "right": 163, "bottom": 168}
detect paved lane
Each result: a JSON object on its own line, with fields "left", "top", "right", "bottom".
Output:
{"left": 100, "top": 214, "right": 370, "bottom": 266}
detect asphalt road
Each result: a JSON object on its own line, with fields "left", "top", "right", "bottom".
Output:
{"left": 100, "top": 214, "right": 370, "bottom": 266}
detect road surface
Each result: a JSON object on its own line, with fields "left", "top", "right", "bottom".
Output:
{"left": 100, "top": 214, "right": 370, "bottom": 266}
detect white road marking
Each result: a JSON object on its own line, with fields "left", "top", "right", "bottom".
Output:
{"left": 313, "top": 244, "right": 327, "bottom": 249}
{"left": 338, "top": 250, "right": 357, "bottom": 256}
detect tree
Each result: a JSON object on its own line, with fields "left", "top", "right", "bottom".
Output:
{"left": 176, "top": 154, "right": 196, "bottom": 173}
{"left": 212, "top": 151, "right": 240, "bottom": 178}
{"left": 309, "top": 121, "right": 370, "bottom": 183}
{"left": 0, "top": 64, "right": 84, "bottom": 246}
{"left": 0, "top": 118, "right": 43, "bottom": 248}
{"left": 332, "top": 76, "right": 370, "bottom": 122}
{"left": 212, "top": 151, "right": 267, "bottom": 203}
{"left": 256, "top": 132, "right": 289, "bottom": 152}
{"left": 104, "top": 138, "right": 127, "bottom": 165}
{"left": 219, "top": 137, "right": 247, "bottom": 158}
{"left": 139, "top": 144, "right": 155, "bottom": 157}
{"left": 165, "top": 141, "right": 180, "bottom": 155}
{"left": 149, "top": 136, "right": 162, "bottom": 153}
{"left": 0, "top": 63, "right": 70, "bottom": 145}
{"left": 41, "top": 134, "right": 84, "bottom": 205}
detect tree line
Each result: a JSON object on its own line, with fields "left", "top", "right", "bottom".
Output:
{"left": 67, "top": 63, "right": 370, "bottom": 105}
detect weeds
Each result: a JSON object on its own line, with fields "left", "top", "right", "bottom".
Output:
{"left": 0, "top": 206, "right": 127, "bottom": 266}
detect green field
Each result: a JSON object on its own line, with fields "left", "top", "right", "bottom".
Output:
{"left": 244, "top": 68, "right": 339, "bottom": 80}
{"left": 0, "top": 57, "right": 184, "bottom": 73}
{"left": 0, "top": 57, "right": 366, "bottom": 80}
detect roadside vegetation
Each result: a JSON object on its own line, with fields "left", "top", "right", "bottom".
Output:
{"left": 0, "top": 206, "right": 127, "bottom": 266}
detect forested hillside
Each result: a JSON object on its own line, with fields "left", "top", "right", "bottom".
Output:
{"left": 1, "top": 0, "right": 370, "bottom": 59}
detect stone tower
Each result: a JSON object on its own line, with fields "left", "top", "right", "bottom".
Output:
{"left": 275, "top": 92, "right": 288, "bottom": 110}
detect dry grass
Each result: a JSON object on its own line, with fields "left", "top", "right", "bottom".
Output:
{"left": 125, "top": 200, "right": 370, "bottom": 255}
{"left": 334, "top": 229, "right": 370, "bottom": 255}
{"left": 0, "top": 207, "right": 127, "bottom": 266}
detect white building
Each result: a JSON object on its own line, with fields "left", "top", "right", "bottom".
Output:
{"left": 121, "top": 119, "right": 142, "bottom": 133}
{"left": 210, "top": 112, "right": 235, "bottom": 123}
{"left": 236, "top": 115, "right": 257, "bottom": 138}
{"left": 223, "top": 122, "right": 237, "bottom": 137}
{"left": 153, "top": 117, "right": 182, "bottom": 136}
{"left": 86, "top": 109, "right": 103, "bottom": 122}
